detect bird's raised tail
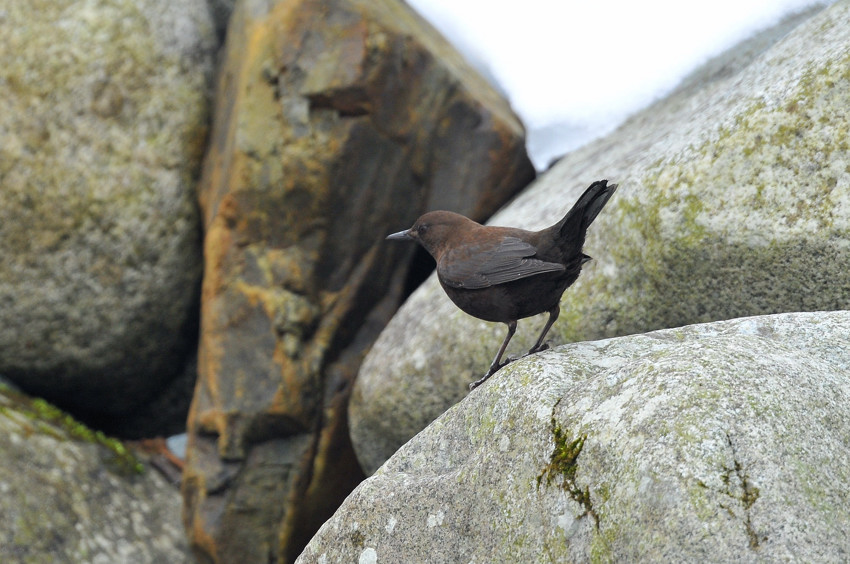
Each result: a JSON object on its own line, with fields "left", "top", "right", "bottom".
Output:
{"left": 554, "top": 179, "right": 618, "bottom": 242}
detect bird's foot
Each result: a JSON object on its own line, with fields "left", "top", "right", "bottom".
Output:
{"left": 468, "top": 372, "right": 492, "bottom": 391}
{"left": 469, "top": 357, "right": 516, "bottom": 390}
{"left": 526, "top": 342, "right": 550, "bottom": 356}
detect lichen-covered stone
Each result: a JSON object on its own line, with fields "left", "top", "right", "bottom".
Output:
{"left": 0, "top": 383, "right": 191, "bottom": 563}
{"left": 0, "top": 0, "right": 216, "bottom": 425}
{"left": 182, "top": 0, "right": 534, "bottom": 561}
{"left": 351, "top": 1, "right": 850, "bottom": 474}
{"left": 302, "top": 311, "right": 850, "bottom": 563}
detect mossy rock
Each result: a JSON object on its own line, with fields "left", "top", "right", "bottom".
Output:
{"left": 0, "top": 382, "right": 190, "bottom": 562}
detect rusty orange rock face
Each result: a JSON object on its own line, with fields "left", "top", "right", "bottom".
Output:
{"left": 182, "top": 0, "right": 535, "bottom": 561}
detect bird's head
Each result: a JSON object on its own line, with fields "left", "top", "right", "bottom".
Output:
{"left": 386, "top": 210, "right": 476, "bottom": 257}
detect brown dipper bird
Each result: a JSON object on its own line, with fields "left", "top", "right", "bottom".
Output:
{"left": 387, "top": 179, "right": 617, "bottom": 390}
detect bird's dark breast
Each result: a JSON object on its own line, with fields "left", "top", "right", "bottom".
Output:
{"left": 439, "top": 268, "right": 581, "bottom": 323}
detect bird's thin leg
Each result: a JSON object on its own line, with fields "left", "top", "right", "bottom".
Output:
{"left": 527, "top": 305, "right": 560, "bottom": 355}
{"left": 469, "top": 320, "right": 517, "bottom": 390}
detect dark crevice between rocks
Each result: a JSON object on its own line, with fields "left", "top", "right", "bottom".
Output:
{"left": 12, "top": 268, "right": 202, "bottom": 441}
{"left": 536, "top": 399, "right": 600, "bottom": 530}
{"left": 74, "top": 279, "right": 202, "bottom": 439}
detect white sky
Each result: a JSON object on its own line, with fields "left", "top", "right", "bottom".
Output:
{"left": 408, "top": 0, "right": 831, "bottom": 168}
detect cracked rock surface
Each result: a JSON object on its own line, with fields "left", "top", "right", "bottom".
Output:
{"left": 301, "top": 311, "right": 850, "bottom": 563}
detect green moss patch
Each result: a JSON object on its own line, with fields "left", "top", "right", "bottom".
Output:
{"left": 0, "top": 383, "right": 144, "bottom": 476}
{"left": 537, "top": 400, "right": 599, "bottom": 529}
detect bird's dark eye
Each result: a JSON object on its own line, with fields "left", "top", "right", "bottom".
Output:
{"left": 418, "top": 224, "right": 429, "bottom": 234}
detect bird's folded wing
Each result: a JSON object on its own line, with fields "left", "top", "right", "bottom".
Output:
{"left": 438, "top": 236, "right": 565, "bottom": 289}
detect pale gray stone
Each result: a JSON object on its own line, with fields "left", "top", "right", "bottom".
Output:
{"left": 304, "top": 311, "right": 850, "bottom": 563}
{"left": 0, "top": 384, "right": 191, "bottom": 563}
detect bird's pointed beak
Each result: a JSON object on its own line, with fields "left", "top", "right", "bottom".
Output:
{"left": 386, "top": 228, "right": 413, "bottom": 241}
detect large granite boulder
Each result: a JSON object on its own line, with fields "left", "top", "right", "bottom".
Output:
{"left": 301, "top": 311, "right": 850, "bottom": 563}
{"left": 0, "top": 0, "right": 215, "bottom": 432}
{"left": 350, "top": 1, "right": 850, "bottom": 474}
{"left": 0, "top": 383, "right": 191, "bottom": 562}
{"left": 182, "top": 0, "right": 534, "bottom": 561}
